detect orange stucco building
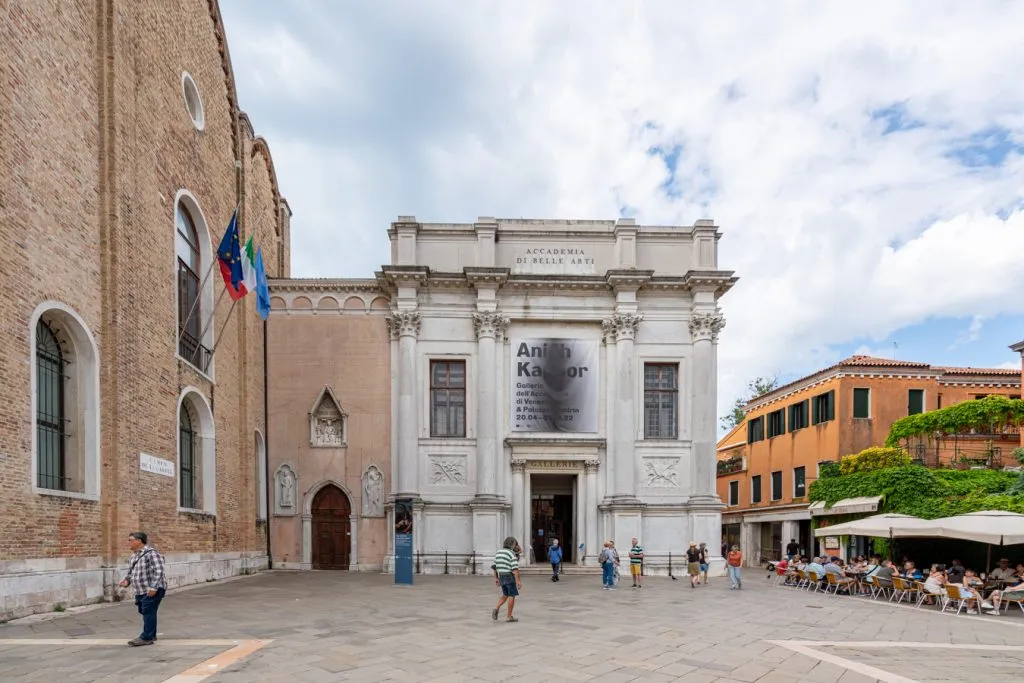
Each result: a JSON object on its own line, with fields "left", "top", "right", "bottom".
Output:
{"left": 716, "top": 355, "right": 1020, "bottom": 566}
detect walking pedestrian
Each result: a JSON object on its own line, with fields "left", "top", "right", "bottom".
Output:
{"left": 698, "top": 542, "right": 710, "bottom": 585}
{"left": 686, "top": 542, "right": 702, "bottom": 588}
{"left": 547, "top": 539, "right": 563, "bottom": 582}
{"left": 628, "top": 537, "right": 644, "bottom": 588}
{"left": 118, "top": 531, "right": 166, "bottom": 646}
{"left": 727, "top": 544, "right": 744, "bottom": 590}
{"left": 492, "top": 536, "right": 522, "bottom": 623}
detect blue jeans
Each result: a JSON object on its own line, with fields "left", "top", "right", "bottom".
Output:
{"left": 550, "top": 562, "right": 560, "bottom": 577}
{"left": 602, "top": 562, "right": 615, "bottom": 586}
{"left": 134, "top": 588, "right": 165, "bottom": 641}
{"left": 727, "top": 565, "right": 742, "bottom": 588}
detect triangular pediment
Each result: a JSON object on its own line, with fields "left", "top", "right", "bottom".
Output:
{"left": 309, "top": 385, "right": 347, "bottom": 418}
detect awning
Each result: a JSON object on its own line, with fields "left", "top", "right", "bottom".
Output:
{"left": 808, "top": 495, "right": 883, "bottom": 517}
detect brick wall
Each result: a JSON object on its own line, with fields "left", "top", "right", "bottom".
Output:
{"left": 1, "top": 0, "right": 286, "bottom": 589}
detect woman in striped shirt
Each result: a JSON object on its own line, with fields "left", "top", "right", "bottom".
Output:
{"left": 492, "top": 536, "right": 522, "bottom": 623}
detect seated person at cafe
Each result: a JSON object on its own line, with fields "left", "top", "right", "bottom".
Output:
{"left": 823, "top": 557, "right": 856, "bottom": 593}
{"left": 805, "top": 556, "right": 826, "bottom": 582}
{"left": 946, "top": 559, "right": 965, "bottom": 585}
{"left": 983, "top": 565, "right": 1024, "bottom": 615}
{"left": 922, "top": 564, "right": 948, "bottom": 605}
{"left": 902, "top": 561, "right": 923, "bottom": 581}
{"left": 869, "top": 559, "right": 896, "bottom": 589}
{"left": 946, "top": 567, "right": 981, "bottom": 614}
{"left": 989, "top": 558, "right": 1018, "bottom": 582}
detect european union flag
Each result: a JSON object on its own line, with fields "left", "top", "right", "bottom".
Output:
{"left": 216, "top": 209, "right": 246, "bottom": 301}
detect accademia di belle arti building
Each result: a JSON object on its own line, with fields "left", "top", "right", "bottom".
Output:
{"left": 266, "top": 216, "right": 737, "bottom": 574}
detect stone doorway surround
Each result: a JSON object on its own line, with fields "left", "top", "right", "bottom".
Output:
{"left": 506, "top": 437, "right": 603, "bottom": 566}
{"left": 301, "top": 479, "right": 358, "bottom": 570}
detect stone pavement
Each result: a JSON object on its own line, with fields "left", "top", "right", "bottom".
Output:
{"left": 1, "top": 569, "right": 1023, "bottom": 682}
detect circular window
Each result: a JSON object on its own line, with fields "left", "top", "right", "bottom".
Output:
{"left": 181, "top": 72, "right": 205, "bottom": 131}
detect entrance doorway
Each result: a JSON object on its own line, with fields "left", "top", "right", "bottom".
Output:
{"left": 311, "top": 485, "right": 351, "bottom": 569}
{"left": 530, "top": 474, "right": 575, "bottom": 564}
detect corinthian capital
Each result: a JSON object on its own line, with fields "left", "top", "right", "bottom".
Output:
{"left": 472, "top": 311, "right": 510, "bottom": 340}
{"left": 386, "top": 311, "right": 421, "bottom": 340}
{"left": 603, "top": 312, "right": 644, "bottom": 342}
{"left": 689, "top": 311, "right": 725, "bottom": 343}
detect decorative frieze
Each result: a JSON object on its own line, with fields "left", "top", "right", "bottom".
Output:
{"left": 688, "top": 311, "right": 725, "bottom": 343}
{"left": 472, "top": 311, "right": 510, "bottom": 340}
{"left": 385, "top": 310, "right": 421, "bottom": 340}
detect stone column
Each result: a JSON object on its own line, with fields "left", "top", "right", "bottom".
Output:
{"left": 511, "top": 460, "right": 526, "bottom": 548}
{"left": 601, "top": 321, "right": 617, "bottom": 497}
{"left": 387, "top": 311, "right": 421, "bottom": 497}
{"left": 584, "top": 460, "right": 600, "bottom": 563}
{"left": 689, "top": 311, "right": 725, "bottom": 503}
{"left": 606, "top": 313, "right": 643, "bottom": 501}
{"left": 472, "top": 312, "right": 509, "bottom": 499}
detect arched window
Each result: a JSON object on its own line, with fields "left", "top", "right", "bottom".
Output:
{"left": 36, "top": 320, "right": 67, "bottom": 490}
{"left": 177, "top": 388, "right": 216, "bottom": 514}
{"left": 31, "top": 302, "right": 100, "bottom": 499}
{"left": 179, "top": 402, "right": 197, "bottom": 509}
{"left": 176, "top": 202, "right": 211, "bottom": 371}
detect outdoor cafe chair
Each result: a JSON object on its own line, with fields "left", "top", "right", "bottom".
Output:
{"left": 942, "top": 584, "right": 968, "bottom": 615}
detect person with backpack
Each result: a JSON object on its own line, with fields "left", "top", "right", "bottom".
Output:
{"left": 547, "top": 539, "right": 563, "bottom": 582}
{"left": 599, "top": 540, "right": 619, "bottom": 590}
{"left": 727, "top": 544, "right": 744, "bottom": 590}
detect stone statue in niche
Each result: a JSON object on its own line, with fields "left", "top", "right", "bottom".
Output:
{"left": 275, "top": 464, "right": 297, "bottom": 514}
{"left": 309, "top": 386, "right": 347, "bottom": 448}
{"left": 362, "top": 464, "right": 384, "bottom": 517}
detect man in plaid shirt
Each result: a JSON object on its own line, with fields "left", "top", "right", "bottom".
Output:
{"left": 118, "top": 531, "right": 167, "bottom": 646}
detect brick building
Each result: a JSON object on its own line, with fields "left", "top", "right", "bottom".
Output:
{"left": 716, "top": 356, "right": 1021, "bottom": 566}
{"left": 1, "top": 1, "right": 290, "bottom": 619}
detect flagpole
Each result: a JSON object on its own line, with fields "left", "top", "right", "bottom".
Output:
{"left": 176, "top": 258, "right": 218, "bottom": 347}
{"left": 176, "top": 202, "right": 240, "bottom": 348}
{"left": 209, "top": 296, "right": 240, "bottom": 358}
{"left": 196, "top": 286, "right": 229, "bottom": 348}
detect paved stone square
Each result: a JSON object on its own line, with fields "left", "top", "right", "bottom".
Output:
{"left": 1, "top": 570, "right": 1022, "bottom": 682}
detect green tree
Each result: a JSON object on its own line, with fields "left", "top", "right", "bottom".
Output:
{"left": 720, "top": 376, "right": 778, "bottom": 430}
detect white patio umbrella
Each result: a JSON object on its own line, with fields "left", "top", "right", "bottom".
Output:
{"left": 812, "top": 513, "right": 929, "bottom": 539}
{"left": 932, "top": 510, "right": 1024, "bottom": 546}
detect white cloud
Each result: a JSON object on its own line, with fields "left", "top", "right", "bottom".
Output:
{"left": 220, "top": 0, "right": 1024, "bottom": 422}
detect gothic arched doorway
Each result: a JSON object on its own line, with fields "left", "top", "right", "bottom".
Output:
{"left": 311, "top": 485, "right": 351, "bottom": 569}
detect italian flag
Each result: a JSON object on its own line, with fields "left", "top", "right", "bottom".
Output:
{"left": 240, "top": 236, "right": 257, "bottom": 297}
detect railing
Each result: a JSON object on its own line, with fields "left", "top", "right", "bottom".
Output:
{"left": 717, "top": 457, "right": 745, "bottom": 476}
{"left": 413, "top": 551, "right": 479, "bottom": 575}
{"left": 179, "top": 330, "right": 212, "bottom": 374}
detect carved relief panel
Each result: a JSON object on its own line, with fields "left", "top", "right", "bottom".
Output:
{"left": 309, "top": 386, "right": 348, "bottom": 448}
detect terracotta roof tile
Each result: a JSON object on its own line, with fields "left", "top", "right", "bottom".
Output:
{"left": 937, "top": 366, "right": 1021, "bottom": 376}
{"left": 746, "top": 355, "right": 1018, "bottom": 409}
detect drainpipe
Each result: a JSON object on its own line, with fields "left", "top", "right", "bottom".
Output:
{"left": 264, "top": 317, "right": 273, "bottom": 569}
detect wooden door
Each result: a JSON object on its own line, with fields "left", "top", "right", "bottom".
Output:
{"left": 311, "top": 485, "right": 351, "bottom": 570}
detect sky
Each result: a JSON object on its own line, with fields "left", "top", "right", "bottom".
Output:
{"left": 218, "top": 0, "right": 1024, "bottom": 423}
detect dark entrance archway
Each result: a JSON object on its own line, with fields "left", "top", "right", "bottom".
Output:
{"left": 311, "top": 484, "right": 351, "bottom": 570}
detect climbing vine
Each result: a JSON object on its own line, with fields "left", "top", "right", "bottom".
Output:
{"left": 885, "top": 395, "right": 1024, "bottom": 447}
{"left": 807, "top": 465, "right": 1024, "bottom": 519}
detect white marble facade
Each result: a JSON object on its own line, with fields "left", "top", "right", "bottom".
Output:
{"left": 379, "top": 217, "right": 736, "bottom": 575}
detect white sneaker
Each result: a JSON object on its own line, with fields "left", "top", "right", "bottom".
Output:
{"left": 986, "top": 610, "right": 1000, "bottom": 615}
{"left": 967, "top": 609, "right": 978, "bottom": 614}
{"left": 981, "top": 602, "right": 994, "bottom": 610}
